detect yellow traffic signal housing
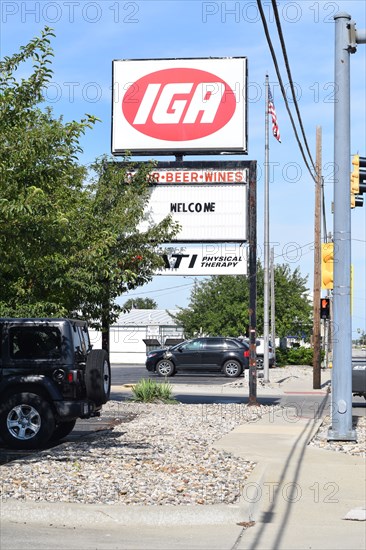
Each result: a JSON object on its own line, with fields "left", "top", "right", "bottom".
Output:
{"left": 351, "top": 154, "right": 366, "bottom": 208}
{"left": 351, "top": 154, "right": 360, "bottom": 208}
{"left": 321, "top": 243, "right": 334, "bottom": 290}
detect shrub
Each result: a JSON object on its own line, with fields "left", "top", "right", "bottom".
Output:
{"left": 130, "top": 378, "right": 176, "bottom": 403}
{"left": 275, "top": 347, "right": 324, "bottom": 366}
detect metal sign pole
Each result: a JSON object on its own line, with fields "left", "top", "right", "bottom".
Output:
{"left": 263, "top": 75, "right": 270, "bottom": 382}
{"left": 248, "top": 161, "right": 258, "bottom": 406}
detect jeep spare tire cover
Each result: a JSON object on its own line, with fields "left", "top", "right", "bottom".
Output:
{"left": 85, "top": 349, "right": 111, "bottom": 406}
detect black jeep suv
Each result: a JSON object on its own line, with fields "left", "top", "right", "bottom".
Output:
{"left": 0, "top": 318, "right": 111, "bottom": 449}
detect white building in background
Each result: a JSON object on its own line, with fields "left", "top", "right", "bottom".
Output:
{"left": 88, "top": 309, "right": 184, "bottom": 365}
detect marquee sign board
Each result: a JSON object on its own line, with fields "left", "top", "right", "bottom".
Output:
{"left": 112, "top": 57, "right": 247, "bottom": 155}
{"left": 140, "top": 183, "right": 248, "bottom": 242}
{"left": 159, "top": 244, "right": 248, "bottom": 275}
{"left": 148, "top": 168, "right": 247, "bottom": 184}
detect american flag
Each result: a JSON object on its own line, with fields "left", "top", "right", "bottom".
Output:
{"left": 268, "top": 86, "right": 281, "bottom": 143}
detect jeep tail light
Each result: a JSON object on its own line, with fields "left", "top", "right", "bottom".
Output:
{"left": 244, "top": 350, "right": 250, "bottom": 358}
{"left": 67, "top": 370, "right": 79, "bottom": 383}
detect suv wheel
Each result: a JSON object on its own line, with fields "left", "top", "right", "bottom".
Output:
{"left": 0, "top": 392, "right": 55, "bottom": 450}
{"left": 85, "top": 349, "right": 111, "bottom": 406}
{"left": 223, "top": 359, "right": 242, "bottom": 378}
{"left": 156, "top": 359, "right": 175, "bottom": 377}
{"left": 51, "top": 419, "right": 77, "bottom": 441}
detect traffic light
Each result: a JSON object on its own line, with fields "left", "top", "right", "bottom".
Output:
{"left": 321, "top": 242, "right": 333, "bottom": 290}
{"left": 350, "top": 154, "right": 366, "bottom": 208}
{"left": 320, "top": 297, "right": 330, "bottom": 319}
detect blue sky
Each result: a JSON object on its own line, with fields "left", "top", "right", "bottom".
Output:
{"left": 1, "top": 0, "right": 365, "bottom": 337}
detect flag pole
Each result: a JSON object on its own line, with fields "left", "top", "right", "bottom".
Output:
{"left": 263, "top": 75, "right": 270, "bottom": 382}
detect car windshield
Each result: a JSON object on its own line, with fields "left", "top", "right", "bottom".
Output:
{"left": 170, "top": 339, "right": 199, "bottom": 351}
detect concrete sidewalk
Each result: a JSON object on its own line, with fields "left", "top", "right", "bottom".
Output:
{"left": 214, "top": 408, "right": 366, "bottom": 550}
{"left": 1, "top": 368, "right": 365, "bottom": 550}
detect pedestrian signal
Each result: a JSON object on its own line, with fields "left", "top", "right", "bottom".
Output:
{"left": 320, "top": 297, "right": 330, "bottom": 319}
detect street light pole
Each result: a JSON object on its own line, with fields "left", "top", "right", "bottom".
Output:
{"left": 328, "top": 12, "right": 357, "bottom": 440}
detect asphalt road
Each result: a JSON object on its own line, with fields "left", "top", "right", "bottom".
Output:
{"left": 111, "top": 363, "right": 244, "bottom": 385}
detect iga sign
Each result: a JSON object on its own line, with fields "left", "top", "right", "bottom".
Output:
{"left": 112, "top": 58, "right": 247, "bottom": 155}
{"left": 159, "top": 244, "right": 248, "bottom": 275}
{"left": 140, "top": 183, "right": 248, "bottom": 242}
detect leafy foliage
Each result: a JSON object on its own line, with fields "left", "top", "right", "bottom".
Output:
{"left": 275, "top": 347, "right": 323, "bottom": 366}
{"left": 0, "top": 28, "right": 179, "bottom": 325}
{"left": 122, "top": 298, "right": 158, "bottom": 310}
{"left": 172, "top": 263, "right": 312, "bottom": 339}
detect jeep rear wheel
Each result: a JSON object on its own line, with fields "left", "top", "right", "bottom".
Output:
{"left": 85, "top": 349, "right": 111, "bottom": 406}
{"left": 0, "top": 392, "right": 55, "bottom": 450}
{"left": 51, "top": 419, "right": 77, "bottom": 441}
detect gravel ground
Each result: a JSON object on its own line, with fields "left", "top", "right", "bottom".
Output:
{"left": 309, "top": 414, "right": 366, "bottom": 457}
{"left": 0, "top": 402, "right": 276, "bottom": 506}
{"left": 0, "top": 366, "right": 364, "bottom": 505}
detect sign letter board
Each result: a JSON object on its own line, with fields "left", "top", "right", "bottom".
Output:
{"left": 139, "top": 162, "right": 249, "bottom": 243}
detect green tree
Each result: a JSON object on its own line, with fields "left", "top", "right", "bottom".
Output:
{"left": 0, "top": 28, "right": 179, "bottom": 325}
{"left": 123, "top": 298, "right": 158, "bottom": 310}
{"left": 172, "top": 263, "right": 312, "bottom": 339}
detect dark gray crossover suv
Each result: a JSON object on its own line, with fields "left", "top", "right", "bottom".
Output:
{"left": 352, "top": 362, "right": 366, "bottom": 399}
{"left": 146, "top": 337, "right": 250, "bottom": 378}
{"left": 0, "top": 318, "right": 110, "bottom": 449}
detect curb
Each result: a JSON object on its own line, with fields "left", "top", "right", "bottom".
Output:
{"left": 0, "top": 498, "right": 251, "bottom": 527}
{"left": 0, "top": 458, "right": 268, "bottom": 528}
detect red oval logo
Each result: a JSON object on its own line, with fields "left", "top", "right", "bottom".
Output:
{"left": 122, "top": 68, "right": 236, "bottom": 141}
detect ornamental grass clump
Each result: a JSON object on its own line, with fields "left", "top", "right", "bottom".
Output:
{"left": 131, "top": 378, "right": 176, "bottom": 403}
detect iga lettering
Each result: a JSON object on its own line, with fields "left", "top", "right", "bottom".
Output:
{"left": 133, "top": 82, "right": 225, "bottom": 125}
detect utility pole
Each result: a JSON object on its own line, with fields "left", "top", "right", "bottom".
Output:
{"left": 313, "top": 126, "right": 322, "bottom": 389}
{"left": 327, "top": 12, "right": 365, "bottom": 440}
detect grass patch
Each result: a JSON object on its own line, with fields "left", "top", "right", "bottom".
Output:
{"left": 130, "top": 378, "right": 177, "bottom": 403}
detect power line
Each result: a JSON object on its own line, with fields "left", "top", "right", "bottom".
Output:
{"left": 256, "top": 0, "right": 317, "bottom": 184}
{"left": 271, "top": 0, "right": 317, "bottom": 173}
{"left": 122, "top": 281, "right": 195, "bottom": 298}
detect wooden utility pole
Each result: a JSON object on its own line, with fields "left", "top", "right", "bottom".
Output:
{"left": 313, "top": 126, "right": 322, "bottom": 389}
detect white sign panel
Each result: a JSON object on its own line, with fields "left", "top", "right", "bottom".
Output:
{"left": 112, "top": 57, "right": 247, "bottom": 155}
{"left": 140, "top": 184, "right": 247, "bottom": 242}
{"left": 159, "top": 244, "right": 248, "bottom": 275}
